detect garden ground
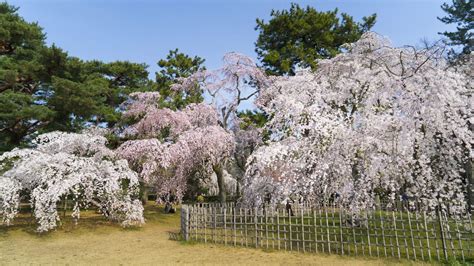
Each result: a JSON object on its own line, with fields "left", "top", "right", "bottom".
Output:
{"left": 0, "top": 204, "right": 431, "bottom": 265}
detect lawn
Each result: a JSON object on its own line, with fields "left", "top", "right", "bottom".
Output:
{"left": 0, "top": 204, "right": 431, "bottom": 265}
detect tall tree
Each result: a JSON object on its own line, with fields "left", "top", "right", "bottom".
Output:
{"left": 244, "top": 33, "right": 472, "bottom": 214}
{"left": 155, "top": 49, "right": 205, "bottom": 109}
{"left": 0, "top": 3, "right": 150, "bottom": 151}
{"left": 172, "top": 53, "right": 269, "bottom": 202}
{"left": 438, "top": 0, "right": 473, "bottom": 57}
{"left": 255, "top": 3, "right": 376, "bottom": 75}
{"left": 0, "top": 3, "right": 55, "bottom": 150}
{"left": 116, "top": 92, "right": 234, "bottom": 206}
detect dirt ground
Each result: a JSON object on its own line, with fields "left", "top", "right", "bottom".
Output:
{"left": 0, "top": 205, "right": 429, "bottom": 265}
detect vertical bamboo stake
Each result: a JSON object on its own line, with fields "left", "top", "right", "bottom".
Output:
{"left": 223, "top": 207, "right": 227, "bottom": 245}
{"left": 277, "top": 209, "right": 281, "bottom": 250}
{"left": 359, "top": 212, "right": 365, "bottom": 256}
{"left": 244, "top": 208, "right": 248, "bottom": 247}
{"left": 193, "top": 206, "right": 197, "bottom": 241}
{"left": 445, "top": 212, "right": 457, "bottom": 258}
{"left": 392, "top": 211, "right": 401, "bottom": 260}
{"left": 387, "top": 211, "right": 395, "bottom": 258}
{"left": 454, "top": 216, "right": 465, "bottom": 262}
{"left": 414, "top": 211, "right": 424, "bottom": 260}
{"left": 438, "top": 209, "right": 448, "bottom": 261}
{"left": 265, "top": 207, "right": 269, "bottom": 249}
{"left": 301, "top": 208, "right": 305, "bottom": 253}
{"left": 331, "top": 203, "right": 338, "bottom": 254}
{"left": 423, "top": 211, "right": 432, "bottom": 261}
{"left": 380, "top": 211, "right": 387, "bottom": 257}
{"left": 351, "top": 213, "right": 358, "bottom": 256}
{"left": 366, "top": 211, "right": 372, "bottom": 257}
{"left": 433, "top": 215, "right": 441, "bottom": 261}
{"left": 233, "top": 207, "right": 237, "bottom": 246}
{"left": 399, "top": 210, "right": 409, "bottom": 259}
{"left": 314, "top": 209, "right": 318, "bottom": 253}
{"left": 272, "top": 207, "right": 276, "bottom": 250}
{"left": 325, "top": 206, "right": 331, "bottom": 254}
{"left": 213, "top": 207, "right": 216, "bottom": 244}
{"left": 203, "top": 207, "right": 207, "bottom": 243}
{"left": 467, "top": 215, "right": 473, "bottom": 259}
{"left": 339, "top": 207, "right": 344, "bottom": 255}
{"left": 373, "top": 211, "right": 380, "bottom": 258}
{"left": 239, "top": 208, "right": 243, "bottom": 246}
{"left": 407, "top": 211, "right": 416, "bottom": 260}
{"left": 289, "top": 210, "right": 293, "bottom": 251}
{"left": 254, "top": 208, "right": 258, "bottom": 248}
{"left": 319, "top": 208, "right": 325, "bottom": 253}
{"left": 284, "top": 209, "right": 288, "bottom": 251}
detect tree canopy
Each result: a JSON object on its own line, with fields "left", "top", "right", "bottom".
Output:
{"left": 155, "top": 49, "right": 206, "bottom": 109}
{"left": 244, "top": 33, "right": 472, "bottom": 214}
{"left": 0, "top": 3, "right": 207, "bottom": 152}
{"left": 438, "top": 0, "right": 473, "bottom": 57}
{"left": 255, "top": 3, "right": 376, "bottom": 75}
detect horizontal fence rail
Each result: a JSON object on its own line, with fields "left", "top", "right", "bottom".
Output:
{"left": 181, "top": 203, "right": 473, "bottom": 262}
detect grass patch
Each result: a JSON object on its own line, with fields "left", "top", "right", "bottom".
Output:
{"left": 0, "top": 203, "right": 434, "bottom": 265}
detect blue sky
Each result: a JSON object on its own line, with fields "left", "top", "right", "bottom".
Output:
{"left": 8, "top": 0, "right": 454, "bottom": 74}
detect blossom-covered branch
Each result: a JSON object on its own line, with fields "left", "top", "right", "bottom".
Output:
{"left": 0, "top": 131, "right": 144, "bottom": 232}
{"left": 244, "top": 32, "right": 473, "bottom": 214}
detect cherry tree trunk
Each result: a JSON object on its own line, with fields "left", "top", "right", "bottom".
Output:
{"left": 213, "top": 164, "right": 226, "bottom": 203}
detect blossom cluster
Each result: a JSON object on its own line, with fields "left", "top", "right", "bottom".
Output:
{"left": 244, "top": 32, "right": 473, "bottom": 214}
{"left": 116, "top": 92, "right": 234, "bottom": 202}
{"left": 0, "top": 131, "right": 144, "bottom": 232}
{"left": 172, "top": 52, "right": 269, "bottom": 129}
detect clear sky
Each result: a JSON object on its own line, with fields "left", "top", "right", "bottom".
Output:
{"left": 7, "top": 0, "right": 454, "bottom": 74}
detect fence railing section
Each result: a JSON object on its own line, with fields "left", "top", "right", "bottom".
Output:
{"left": 180, "top": 203, "right": 473, "bottom": 262}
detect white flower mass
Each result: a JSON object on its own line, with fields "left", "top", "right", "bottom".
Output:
{"left": 0, "top": 131, "right": 144, "bottom": 232}
{"left": 243, "top": 33, "right": 473, "bottom": 214}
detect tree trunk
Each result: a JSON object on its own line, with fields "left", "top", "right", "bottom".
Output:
{"left": 465, "top": 158, "right": 473, "bottom": 212}
{"left": 213, "top": 164, "right": 226, "bottom": 203}
{"left": 140, "top": 182, "right": 148, "bottom": 205}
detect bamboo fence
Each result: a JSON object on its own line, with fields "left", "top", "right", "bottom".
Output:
{"left": 180, "top": 202, "right": 473, "bottom": 262}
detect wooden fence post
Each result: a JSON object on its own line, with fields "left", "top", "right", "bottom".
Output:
{"left": 181, "top": 205, "right": 189, "bottom": 241}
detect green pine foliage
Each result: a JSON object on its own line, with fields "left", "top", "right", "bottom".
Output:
{"left": 255, "top": 3, "right": 376, "bottom": 75}
{"left": 0, "top": 3, "right": 150, "bottom": 151}
{"left": 156, "top": 49, "right": 206, "bottom": 109}
{"left": 438, "top": 0, "right": 473, "bottom": 57}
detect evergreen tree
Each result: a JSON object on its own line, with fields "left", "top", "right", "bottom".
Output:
{"left": 0, "top": 3, "right": 150, "bottom": 151}
{"left": 438, "top": 0, "right": 473, "bottom": 57}
{"left": 155, "top": 49, "right": 205, "bottom": 109}
{"left": 255, "top": 3, "right": 376, "bottom": 75}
